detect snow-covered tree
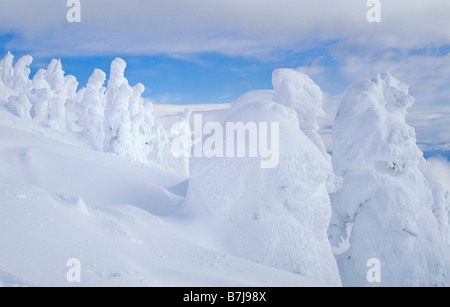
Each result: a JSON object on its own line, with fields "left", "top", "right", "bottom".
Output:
{"left": 3, "top": 55, "right": 33, "bottom": 119}
{"left": 0, "top": 52, "right": 14, "bottom": 88}
{"left": 182, "top": 70, "right": 341, "bottom": 286}
{"left": 128, "top": 82, "right": 148, "bottom": 163}
{"left": 103, "top": 58, "right": 133, "bottom": 159}
{"left": 12, "top": 55, "right": 33, "bottom": 94}
{"left": 77, "top": 69, "right": 107, "bottom": 150}
{"left": 29, "top": 69, "right": 52, "bottom": 124}
{"left": 45, "top": 59, "right": 70, "bottom": 131}
{"left": 272, "top": 68, "right": 328, "bottom": 158}
{"left": 330, "top": 73, "right": 446, "bottom": 286}
{"left": 0, "top": 52, "right": 183, "bottom": 173}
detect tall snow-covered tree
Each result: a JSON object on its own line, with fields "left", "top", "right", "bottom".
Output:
{"left": 272, "top": 68, "right": 328, "bottom": 158}
{"left": 330, "top": 73, "right": 446, "bottom": 286}
{"left": 45, "top": 59, "right": 69, "bottom": 131}
{"left": 77, "top": 69, "right": 107, "bottom": 150}
{"left": 0, "top": 51, "right": 14, "bottom": 88}
{"left": 183, "top": 69, "right": 341, "bottom": 286}
{"left": 29, "top": 69, "right": 52, "bottom": 124}
{"left": 103, "top": 58, "right": 133, "bottom": 158}
{"left": 128, "top": 82, "right": 148, "bottom": 163}
{"left": 4, "top": 55, "right": 33, "bottom": 119}
{"left": 12, "top": 55, "right": 33, "bottom": 94}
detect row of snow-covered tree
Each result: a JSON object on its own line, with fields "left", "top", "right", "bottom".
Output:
{"left": 0, "top": 52, "right": 188, "bottom": 175}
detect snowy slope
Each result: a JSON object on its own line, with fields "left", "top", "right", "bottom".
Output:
{"left": 0, "top": 112, "right": 324, "bottom": 287}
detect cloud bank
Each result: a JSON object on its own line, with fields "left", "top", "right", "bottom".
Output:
{"left": 1, "top": 0, "right": 449, "bottom": 58}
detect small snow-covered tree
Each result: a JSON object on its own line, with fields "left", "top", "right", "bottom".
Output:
{"left": 128, "top": 83, "right": 148, "bottom": 163}
{"left": 0, "top": 52, "right": 14, "bottom": 88}
{"left": 103, "top": 58, "right": 133, "bottom": 158}
{"left": 141, "top": 99, "right": 159, "bottom": 157}
{"left": 12, "top": 55, "right": 33, "bottom": 94}
{"left": 77, "top": 69, "right": 106, "bottom": 150}
{"left": 45, "top": 59, "right": 68, "bottom": 131}
{"left": 146, "top": 115, "right": 169, "bottom": 166}
{"left": 330, "top": 73, "right": 446, "bottom": 286}
{"left": 4, "top": 55, "right": 33, "bottom": 119}
{"left": 29, "top": 69, "right": 52, "bottom": 124}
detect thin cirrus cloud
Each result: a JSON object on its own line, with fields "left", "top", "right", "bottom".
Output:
{"left": 0, "top": 0, "right": 449, "bottom": 58}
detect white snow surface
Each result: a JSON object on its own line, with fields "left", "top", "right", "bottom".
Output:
{"left": 0, "top": 113, "right": 322, "bottom": 287}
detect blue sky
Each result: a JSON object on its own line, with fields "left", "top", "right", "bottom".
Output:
{"left": 0, "top": 0, "right": 450, "bottom": 155}
{"left": 0, "top": 34, "right": 344, "bottom": 106}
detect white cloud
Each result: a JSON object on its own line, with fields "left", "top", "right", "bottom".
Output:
{"left": 296, "top": 64, "right": 326, "bottom": 80}
{"left": 154, "top": 93, "right": 184, "bottom": 105}
{"left": 422, "top": 157, "right": 450, "bottom": 192}
{"left": 340, "top": 53, "right": 450, "bottom": 106}
{"left": 1, "top": 0, "right": 450, "bottom": 58}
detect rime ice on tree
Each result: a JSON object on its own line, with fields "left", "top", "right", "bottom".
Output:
{"left": 330, "top": 73, "right": 446, "bottom": 287}
{"left": 183, "top": 69, "right": 341, "bottom": 286}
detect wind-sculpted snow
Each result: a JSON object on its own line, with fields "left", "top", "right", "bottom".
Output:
{"left": 330, "top": 73, "right": 448, "bottom": 286}
{"left": 183, "top": 69, "right": 341, "bottom": 286}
